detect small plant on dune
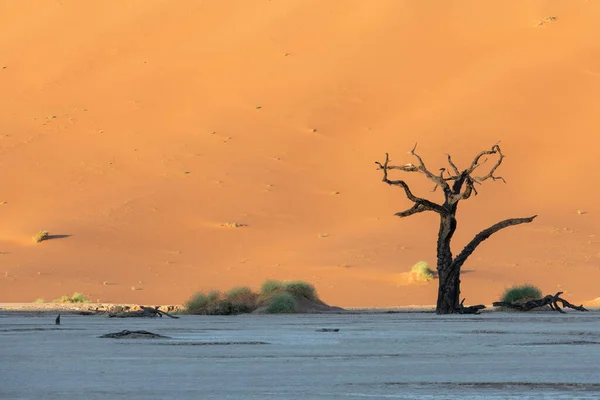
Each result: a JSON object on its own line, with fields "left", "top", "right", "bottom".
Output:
{"left": 185, "top": 290, "right": 220, "bottom": 314}
{"left": 266, "top": 292, "right": 297, "bottom": 314}
{"left": 284, "top": 281, "right": 317, "bottom": 301}
{"left": 501, "top": 284, "right": 542, "bottom": 305}
{"left": 70, "top": 292, "right": 89, "bottom": 303}
{"left": 220, "top": 222, "right": 247, "bottom": 228}
{"left": 409, "top": 261, "right": 434, "bottom": 282}
{"left": 261, "top": 279, "right": 286, "bottom": 296}
{"left": 225, "top": 286, "right": 254, "bottom": 301}
{"left": 33, "top": 298, "right": 45, "bottom": 303}
{"left": 223, "top": 286, "right": 258, "bottom": 313}
{"left": 53, "top": 292, "right": 89, "bottom": 303}
{"left": 33, "top": 230, "right": 49, "bottom": 243}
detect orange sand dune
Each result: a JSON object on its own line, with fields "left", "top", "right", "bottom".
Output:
{"left": 1, "top": 1, "right": 600, "bottom": 307}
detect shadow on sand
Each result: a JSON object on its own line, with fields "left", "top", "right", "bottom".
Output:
{"left": 45, "top": 234, "right": 72, "bottom": 241}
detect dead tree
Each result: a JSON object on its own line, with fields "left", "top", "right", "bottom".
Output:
{"left": 376, "top": 144, "right": 536, "bottom": 314}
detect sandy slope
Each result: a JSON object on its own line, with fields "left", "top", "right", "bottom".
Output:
{"left": 1, "top": 1, "right": 599, "bottom": 307}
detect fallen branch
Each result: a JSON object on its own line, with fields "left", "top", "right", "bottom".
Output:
{"left": 493, "top": 292, "right": 588, "bottom": 313}
{"left": 455, "top": 298, "right": 486, "bottom": 314}
{"left": 108, "top": 306, "right": 180, "bottom": 319}
{"left": 100, "top": 330, "right": 170, "bottom": 339}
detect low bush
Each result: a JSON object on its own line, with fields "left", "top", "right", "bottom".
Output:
{"left": 53, "top": 292, "right": 89, "bottom": 303}
{"left": 186, "top": 279, "right": 321, "bottom": 315}
{"left": 283, "top": 281, "right": 317, "bottom": 301}
{"left": 261, "top": 280, "right": 285, "bottom": 296}
{"left": 184, "top": 290, "right": 220, "bottom": 314}
{"left": 501, "top": 284, "right": 542, "bottom": 304}
{"left": 266, "top": 293, "right": 297, "bottom": 314}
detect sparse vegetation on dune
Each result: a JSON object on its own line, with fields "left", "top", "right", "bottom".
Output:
{"left": 33, "top": 230, "right": 49, "bottom": 243}
{"left": 185, "top": 280, "right": 329, "bottom": 315}
{"left": 52, "top": 292, "right": 89, "bottom": 303}
{"left": 266, "top": 293, "right": 297, "bottom": 313}
{"left": 282, "top": 281, "right": 317, "bottom": 301}
{"left": 260, "top": 279, "right": 285, "bottom": 296}
{"left": 409, "top": 261, "right": 434, "bottom": 282}
{"left": 184, "top": 290, "right": 220, "bottom": 314}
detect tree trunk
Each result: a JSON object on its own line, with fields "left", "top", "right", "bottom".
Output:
{"left": 436, "top": 268, "right": 460, "bottom": 314}
{"left": 436, "top": 213, "right": 459, "bottom": 314}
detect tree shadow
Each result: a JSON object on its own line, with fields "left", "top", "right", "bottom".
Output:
{"left": 46, "top": 234, "right": 72, "bottom": 241}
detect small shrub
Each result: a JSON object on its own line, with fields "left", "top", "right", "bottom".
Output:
{"left": 284, "top": 281, "right": 317, "bottom": 301}
{"left": 33, "top": 231, "right": 49, "bottom": 243}
{"left": 34, "top": 298, "right": 45, "bottom": 303}
{"left": 70, "top": 292, "right": 89, "bottom": 303}
{"left": 224, "top": 286, "right": 257, "bottom": 313}
{"left": 267, "top": 293, "right": 297, "bottom": 314}
{"left": 185, "top": 290, "right": 220, "bottom": 314}
{"left": 410, "top": 261, "right": 434, "bottom": 282}
{"left": 261, "top": 280, "right": 285, "bottom": 296}
{"left": 225, "top": 286, "right": 254, "bottom": 301}
{"left": 501, "top": 284, "right": 542, "bottom": 304}
{"left": 205, "top": 300, "right": 253, "bottom": 315}
{"left": 53, "top": 292, "right": 89, "bottom": 303}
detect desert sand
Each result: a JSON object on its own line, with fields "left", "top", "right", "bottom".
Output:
{"left": 1, "top": 1, "right": 599, "bottom": 308}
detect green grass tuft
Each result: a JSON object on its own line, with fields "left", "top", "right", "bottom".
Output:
{"left": 410, "top": 261, "right": 434, "bottom": 282}
{"left": 284, "top": 281, "right": 317, "bottom": 301}
{"left": 52, "top": 292, "right": 89, "bottom": 303}
{"left": 70, "top": 292, "right": 89, "bottom": 303}
{"left": 225, "top": 286, "right": 253, "bottom": 301}
{"left": 501, "top": 284, "right": 542, "bottom": 304}
{"left": 185, "top": 290, "right": 220, "bottom": 314}
{"left": 33, "top": 298, "right": 45, "bottom": 303}
{"left": 266, "top": 293, "right": 297, "bottom": 314}
{"left": 261, "top": 280, "right": 285, "bottom": 296}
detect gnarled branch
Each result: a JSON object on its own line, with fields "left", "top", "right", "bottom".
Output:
{"left": 376, "top": 153, "right": 448, "bottom": 216}
{"left": 467, "top": 143, "right": 506, "bottom": 183}
{"left": 452, "top": 215, "right": 537, "bottom": 271}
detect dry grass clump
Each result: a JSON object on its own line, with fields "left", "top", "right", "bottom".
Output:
{"left": 185, "top": 280, "right": 321, "bottom": 315}
{"left": 33, "top": 230, "right": 49, "bottom": 243}
{"left": 409, "top": 261, "right": 434, "bottom": 282}
{"left": 53, "top": 292, "right": 89, "bottom": 303}
{"left": 266, "top": 293, "right": 297, "bottom": 313}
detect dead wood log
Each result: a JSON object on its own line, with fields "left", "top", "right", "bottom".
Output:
{"left": 493, "top": 292, "right": 588, "bottom": 313}
{"left": 100, "top": 330, "right": 170, "bottom": 339}
{"left": 455, "top": 298, "right": 486, "bottom": 314}
{"left": 108, "top": 306, "right": 180, "bottom": 319}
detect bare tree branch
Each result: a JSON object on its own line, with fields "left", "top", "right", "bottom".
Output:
{"left": 446, "top": 154, "right": 460, "bottom": 175}
{"left": 394, "top": 203, "right": 429, "bottom": 217}
{"left": 451, "top": 215, "right": 537, "bottom": 271}
{"left": 467, "top": 143, "right": 506, "bottom": 183}
{"left": 408, "top": 143, "right": 451, "bottom": 193}
{"left": 376, "top": 153, "right": 448, "bottom": 215}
